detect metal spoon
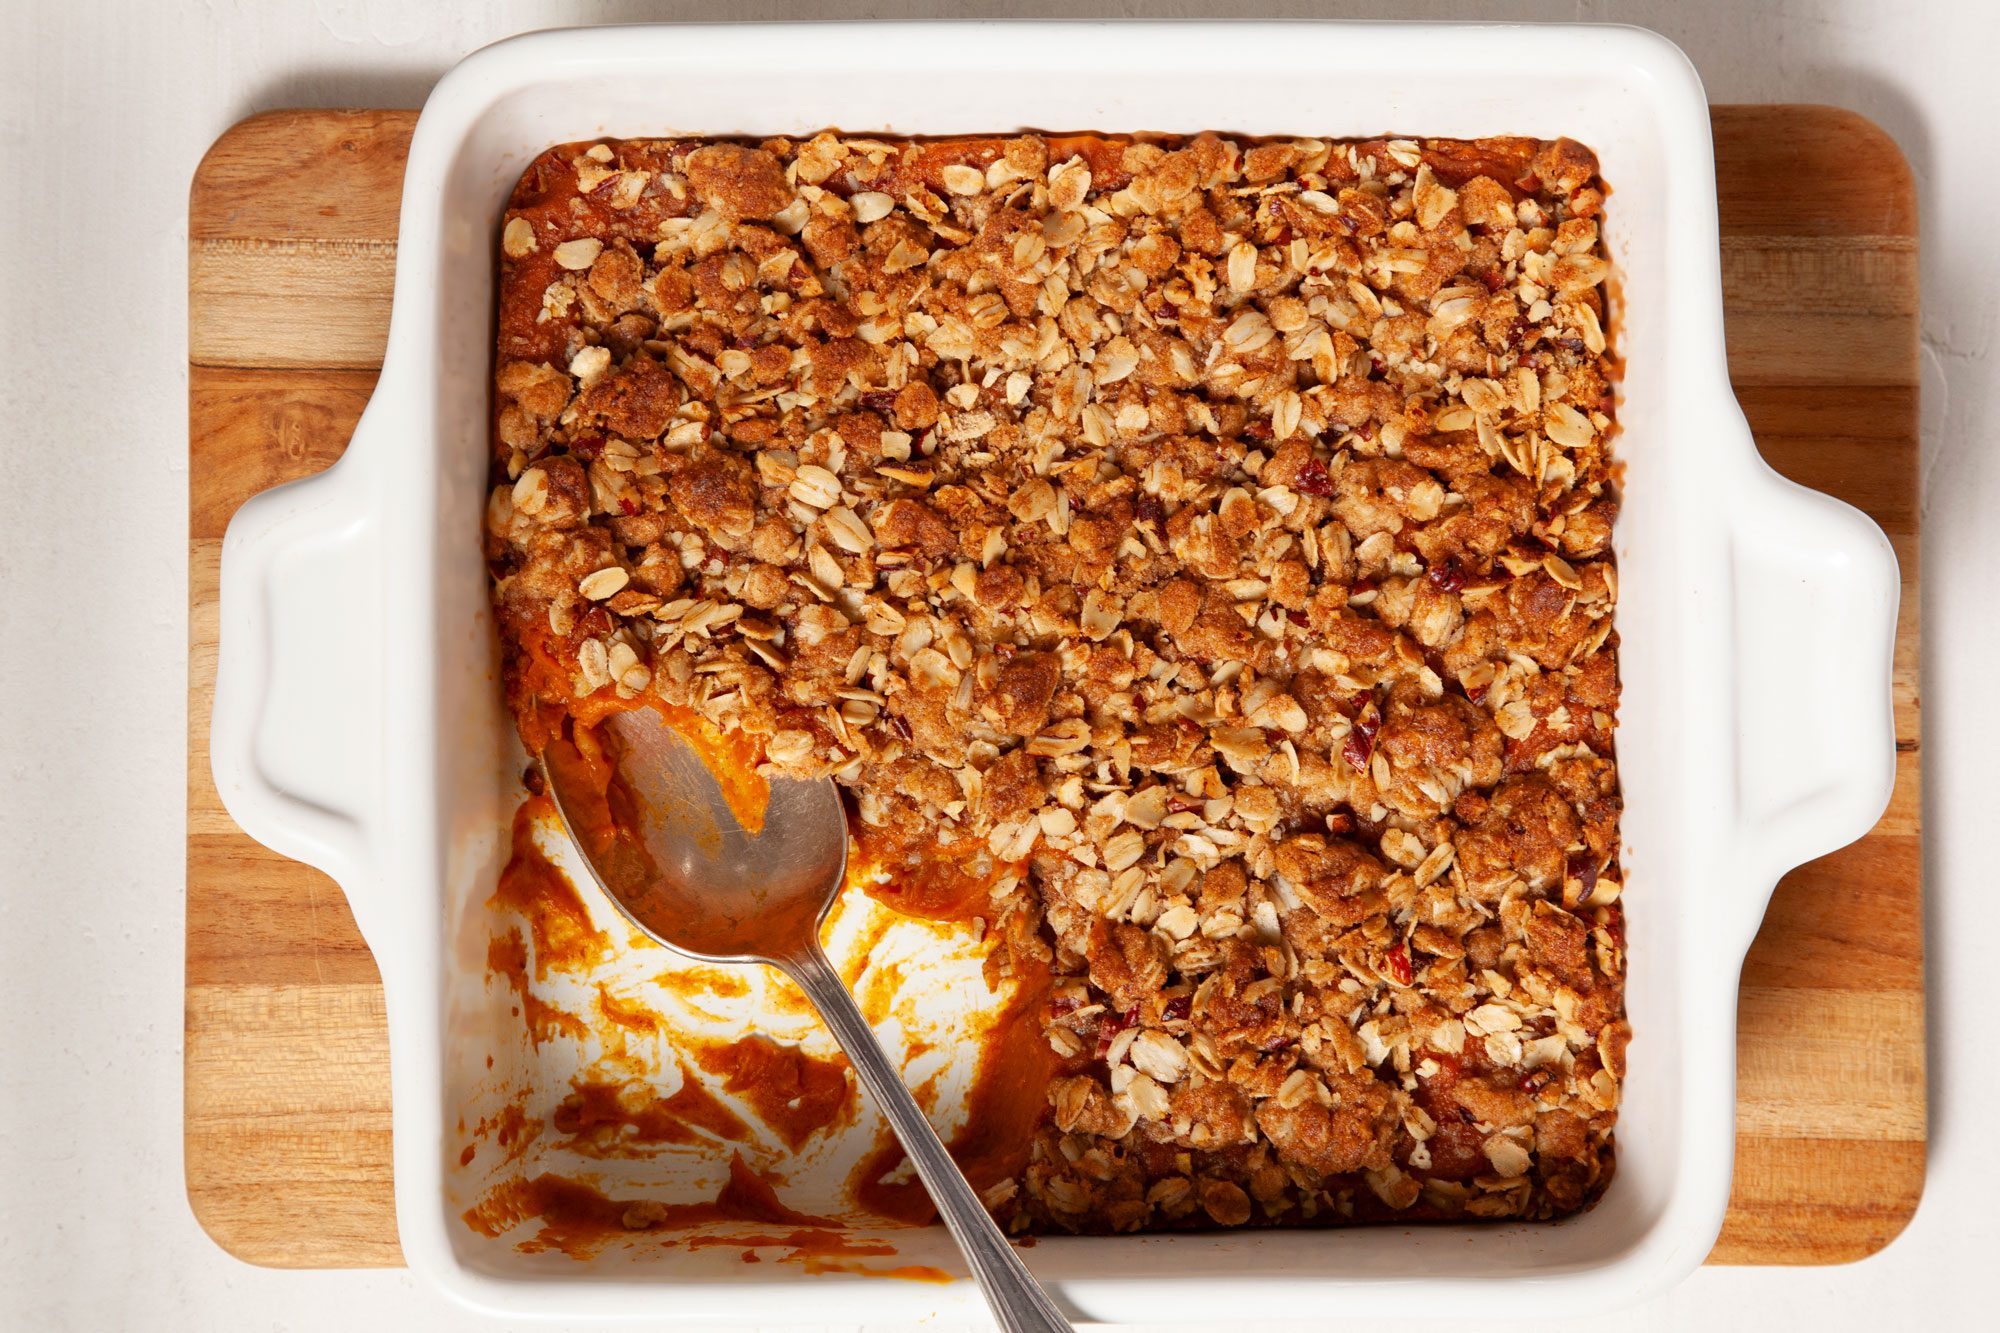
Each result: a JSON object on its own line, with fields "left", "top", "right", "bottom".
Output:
{"left": 541, "top": 706, "right": 1072, "bottom": 1333}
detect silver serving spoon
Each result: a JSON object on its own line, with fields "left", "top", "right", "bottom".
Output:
{"left": 541, "top": 707, "right": 1072, "bottom": 1333}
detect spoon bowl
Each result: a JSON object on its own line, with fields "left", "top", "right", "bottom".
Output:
{"left": 543, "top": 707, "right": 848, "bottom": 963}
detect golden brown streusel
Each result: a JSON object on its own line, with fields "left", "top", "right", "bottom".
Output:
{"left": 487, "top": 129, "right": 1624, "bottom": 1232}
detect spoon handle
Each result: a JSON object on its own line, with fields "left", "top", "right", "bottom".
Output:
{"left": 784, "top": 945, "right": 1074, "bottom": 1333}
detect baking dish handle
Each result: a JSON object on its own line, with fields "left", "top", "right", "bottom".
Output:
{"left": 211, "top": 447, "right": 384, "bottom": 924}
{"left": 1727, "top": 460, "right": 1899, "bottom": 931}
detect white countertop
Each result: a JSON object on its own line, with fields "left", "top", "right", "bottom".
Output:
{"left": 0, "top": 1, "right": 1989, "bottom": 1328}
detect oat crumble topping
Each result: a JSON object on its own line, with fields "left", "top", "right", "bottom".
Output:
{"left": 487, "top": 129, "right": 1625, "bottom": 1231}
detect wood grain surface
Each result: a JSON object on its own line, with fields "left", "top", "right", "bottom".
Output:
{"left": 185, "top": 106, "right": 1925, "bottom": 1269}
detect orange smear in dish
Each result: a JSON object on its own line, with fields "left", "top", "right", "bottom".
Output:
{"left": 462, "top": 1096, "right": 544, "bottom": 1169}
{"left": 538, "top": 722, "right": 661, "bottom": 902}
{"left": 689, "top": 1230, "right": 954, "bottom": 1282}
{"left": 489, "top": 795, "right": 612, "bottom": 975}
{"left": 686, "top": 1228, "right": 896, "bottom": 1259}
{"left": 800, "top": 1257, "right": 955, "bottom": 1282}
{"left": 652, "top": 967, "right": 751, "bottom": 999}
{"left": 486, "top": 929, "right": 587, "bottom": 1047}
{"left": 849, "top": 962, "right": 1055, "bottom": 1226}
{"left": 593, "top": 984, "right": 666, "bottom": 1035}
{"left": 463, "top": 1153, "right": 827, "bottom": 1259}
{"left": 551, "top": 1071, "right": 752, "bottom": 1154}
{"left": 693, "top": 1034, "right": 855, "bottom": 1150}
{"left": 710, "top": 1154, "right": 831, "bottom": 1227}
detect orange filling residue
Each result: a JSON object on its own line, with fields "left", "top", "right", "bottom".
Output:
{"left": 462, "top": 1097, "right": 544, "bottom": 1169}
{"left": 856, "top": 955, "right": 911, "bottom": 1029}
{"left": 799, "top": 1258, "right": 956, "bottom": 1283}
{"left": 537, "top": 724, "right": 661, "bottom": 911}
{"left": 594, "top": 983, "right": 666, "bottom": 1035}
{"left": 551, "top": 1071, "right": 752, "bottom": 1154}
{"left": 708, "top": 1153, "right": 830, "bottom": 1227}
{"left": 835, "top": 899, "right": 900, "bottom": 994}
{"left": 490, "top": 795, "right": 613, "bottom": 976}
{"left": 652, "top": 966, "right": 751, "bottom": 999}
{"left": 848, "top": 961, "right": 1055, "bottom": 1226}
{"left": 486, "top": 929, "right": 588, "bottom": 1047}
{"left": 686, "top": 1228, "right": 896, "bottom": 1259}
{"left": 501, "top": 616, "right": 586, "bottom": 755}
{"left": 695, "top": 1230, "right": 952, "bottom": 1280}
{"left": 693, "top": 1034, "right": 856, "bottom": 1150}
{"left": 476, "top": 711, "right": 1057, "bottom": 1251}
{"left": 463, "top": 1152, "right": 826, "bottom": 1259}
{"left": 850, "top": 820, "right": 1012, "bottom": 922}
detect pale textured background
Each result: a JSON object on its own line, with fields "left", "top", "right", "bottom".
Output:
{"left": 0, "top": 1, "right": 1990, "bottom": 1328}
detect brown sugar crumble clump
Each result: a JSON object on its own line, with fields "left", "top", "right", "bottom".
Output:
{"left": 486, "top": 130, "right": 1625, "bottom": 1231}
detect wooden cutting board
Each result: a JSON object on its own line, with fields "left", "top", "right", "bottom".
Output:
{"left": 186, "top": 105, "right": 1924, "bottom": 1268}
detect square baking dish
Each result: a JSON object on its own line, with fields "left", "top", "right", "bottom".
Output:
{"left": 210, "top": 21, "right": 1899, "bottom": 1324}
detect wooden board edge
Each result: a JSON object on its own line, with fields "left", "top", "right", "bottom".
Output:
{"left": 1709, "top": 1136, "right": 1928, "bottom": 1266}
{"left": 185, "top": 1176, "right": 404, "bottom": 1269}
{"left": 183, "top": 1162, "right": 405, "bottom": 1270}
{"left": 1716, "top": 103, "right": 1918, "bottom": 208}
{"left": 1710, "top": 104, "right": 1918, "bottom": 240}
{"left": 190, "top": 110, "right": 333, "bottom": 226}
{"left": 189, "top": 108, "right": 420, "bottom": 234}
{"left": 183, "top": 973, "right": 399, "bottom": 1269}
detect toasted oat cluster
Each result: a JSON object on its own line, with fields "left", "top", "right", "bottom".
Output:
{"left": 487, "top": 130, "right": 1625, "bottom": 1231}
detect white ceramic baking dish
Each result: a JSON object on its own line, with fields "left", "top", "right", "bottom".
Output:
{"left": 210, "top": 20, "right": 1900, "bottom": 1324}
